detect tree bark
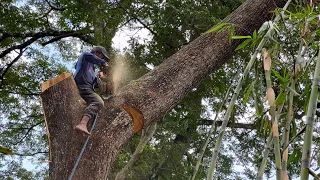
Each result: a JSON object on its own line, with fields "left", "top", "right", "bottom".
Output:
{"left": 40, "top": 0, "right": 287, "bottom": 179}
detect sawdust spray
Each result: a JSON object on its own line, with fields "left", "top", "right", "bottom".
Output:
{"left": 111, "top": 55, "right": 129, "bottom": 94}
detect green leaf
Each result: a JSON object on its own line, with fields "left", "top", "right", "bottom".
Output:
{"left": 0, "top": 146, "right": 14, "bottom": 155}
{"left": 258, "top": 21, "right": 270, "bottom": 33}
{"left": 307, "top": 15, "right": 318, "bottom": 22}
{"left": 272, "top": 69, "right": 289, "bottom": 84}
{"left": 242, "top": 83, "right": 253, "bottom": 105}
{"left": 286, "top": 86, "right": 300, "bottom": 96}
{"left": 291, "top": 120, "right": 297, "bottom": 136}
{"left": 206, "top": 23, "right": 229, "bottom": 34}
{"left": 236, "top": 39, "right": 252, "bottom": 50}
{"left": 231, "top": 35, "right": 251, "bottom": 39}
{"left": 288, "top": 148, "right": 302, "bottom": 164}
{"left": 228, "top": 24, "right": 235, "bottom": 44}
{"left": 253, "top": 30, "right": 257, "bottom": 40}
{"left": 275, "top": 91, "right": 286, "bottom": 106}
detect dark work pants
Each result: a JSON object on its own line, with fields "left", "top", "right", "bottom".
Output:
{"left": 77, "top": 85, "right": 104, "bottom": 120}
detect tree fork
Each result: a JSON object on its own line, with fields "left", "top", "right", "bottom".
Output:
{"left": 41, "top": 0, "right": 287, "bottom": 179}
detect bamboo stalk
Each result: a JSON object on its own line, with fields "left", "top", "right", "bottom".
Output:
{"left": 257, "top": 132, "right": 273, "bottom": 180}
{"left": 300, "top": 46, "right": 320, "bottom": 179}
{"left": 256, "top": 93, "right": 288, "bottom": 180}
{"left": 205, "top": 2, "right": 292, "bottom": 179}
{"left": 206, "top": 42, "right": 261, "bottom": 179}
{"left": 281, "top": 38, "right": 304, "bottom": 179}
{"left": 190, "top": 79, "right": 233, "bottom": 180}
{"left": 263, "top": 49, "right": 282, "bottom": 180}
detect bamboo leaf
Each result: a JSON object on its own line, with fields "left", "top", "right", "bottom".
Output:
{"left": 272, "top": 69, "right": 289, "bottom": 84}
{"left": 231, "top": 35, "right": 251, "bottom": 39}
{"left": 228, "top": 24, "right": 235, "bottom": 44}
{"left": 206, "top": 23, "right": 229, "bottom": 34}
{"left": 275, "top": 91, "right": 286, "bottom": 106}
{"left": 306, "top": 15, "right": 318, "bottom": 22}
{"left": 0, "top": 146, "right": 14, "bottom": 155}
{"left": 242, "top": 83, "right": 253, "bottom": 105}
{"left": 286, "top": 86, "right": 300, "bottom": 96}
{"left": 288, "top": 149, "right": 302, "bottom": 164}
{"left": 258, "top": 21, "right": 270, "bottom": 33}
{"left": 253, "top": 30, "right": 257, "bottom": 40}
{"left": 236, "top": 39, "right": 252, "bottom": 50}
{"left": 291, "top": 120, "right": 297, "bottom": 136}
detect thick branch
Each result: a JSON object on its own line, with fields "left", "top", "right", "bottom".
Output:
{"left": 41, "top": 33, "right": 94, "bottom": 46}
{"left": 0, "top": 29, "right": 93, "bottom": 58}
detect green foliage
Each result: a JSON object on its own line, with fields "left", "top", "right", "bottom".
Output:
{"left": 2, "top": 0, "right": 320, "bottom": 179}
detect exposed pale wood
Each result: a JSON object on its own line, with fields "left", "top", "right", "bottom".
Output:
{"left": 41, "top": 72, "right": 72, "bottom": 92}
{"left": 120, "top": 105, "right": 144, "bottom": 133}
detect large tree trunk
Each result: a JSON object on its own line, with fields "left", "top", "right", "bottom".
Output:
{"left": 40, "top": 0, "right": 287, "bottom": 179}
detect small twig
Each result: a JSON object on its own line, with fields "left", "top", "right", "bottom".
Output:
{"left": 282, "top": 125, "right": 306, "bottom": 153}
{"left": 5, "top": 91, "right": 40, "bottom": 96}
{"left": 11, "top": 120, "right": 45, "bottom": 146}
{"left": 115, "top": 0, "right": 174, "bottom": 48}
{"left": 14, "top": 151, "right": 48, "bottom": 156}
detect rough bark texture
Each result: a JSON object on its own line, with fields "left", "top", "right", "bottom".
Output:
{"left": 40, "top": 0, "right": 287, "bottom": 179}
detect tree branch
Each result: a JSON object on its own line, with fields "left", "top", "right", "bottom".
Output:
{"left": 0, "top": 29, "right": 94, "bottom": 58}
{"left": 41, "top": 33, "right": 94, "bottom": 46}
{"left": 0, "top": 49, "right": 24, "bottom": 89}
{"left": 115, "top": 0, "right": 175, "bottom": 48}
{"left": 309, "top": 169, "right": 320, "bottom": 180}
{"left": 198, "top": 119, "right": 256, "bottom": 129}
{"left": 0, "top": 38, "right": 35, "bottom": 59}
{"left": 14, "top": 151, "right": 48, "bottom": 156}
{"left": 6, "top": 91, "right": 40, "bottom": 96}
{"left": 11, "top": 120, "right": 45, "bottom": 146}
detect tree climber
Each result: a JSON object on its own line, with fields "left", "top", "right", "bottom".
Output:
{"left": 73, "top": 46, "right": 110, "bottom": 135}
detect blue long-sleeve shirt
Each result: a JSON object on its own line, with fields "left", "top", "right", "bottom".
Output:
{"left": 74, "top": 52, "right": 106, "bottom": 87}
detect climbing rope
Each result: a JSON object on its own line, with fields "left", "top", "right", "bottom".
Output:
{"left": 68, "top": 114, "right": 99, "bottom": 180}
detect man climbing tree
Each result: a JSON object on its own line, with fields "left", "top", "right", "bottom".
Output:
{"left": 74, "top": 46, "right": 110, "bottom": 135}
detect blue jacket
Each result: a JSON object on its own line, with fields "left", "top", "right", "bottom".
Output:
{"left": 74, "top": 52, "right": 106, "bottom": 87}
